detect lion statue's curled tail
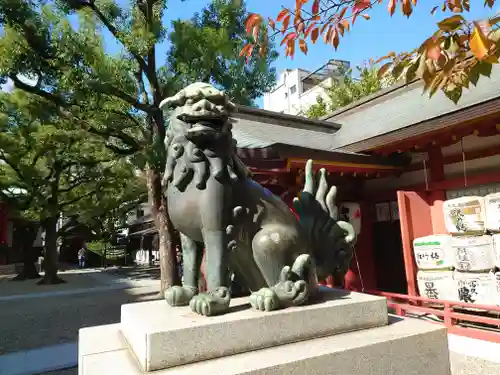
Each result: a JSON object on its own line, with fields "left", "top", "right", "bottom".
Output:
{"left": 293, "top": 161, "right": 356, "bottom": 284}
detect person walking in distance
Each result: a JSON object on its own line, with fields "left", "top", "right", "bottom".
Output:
{"left": 78, "top": 244, "right": 87, "bottom": 268}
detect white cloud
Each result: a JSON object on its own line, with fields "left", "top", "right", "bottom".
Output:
{"left": 1, "top": 74, "right": 39, "bottom": 93}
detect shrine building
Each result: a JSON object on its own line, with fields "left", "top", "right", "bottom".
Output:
{"left": 232, "top": 64, "right": 500, "bottom": 343}
{"left": 2, "top": 65, "right": 500, "bottom": 342}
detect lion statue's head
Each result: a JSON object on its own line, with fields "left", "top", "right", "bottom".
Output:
{"left": 160, "top": 82, "right": 236, "bottom": 146}
{"left": 160, "top": 83, "right": 249, "bottom": 192}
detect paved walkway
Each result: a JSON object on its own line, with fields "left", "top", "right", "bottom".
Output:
{"left": 0, "top": 270, "right": 160, "bottom": 355}
{"left": 450, "top": 352, "right": 500, "bottom": 375}
{"left": 448, "top": 334, "right": 500, "bottom": 364}
{"left": 1, "top": 268, "right": 499, "bottom": 374}
{"left": 0, "top": 268, "right": 159, "bottom": 302}
{"left": 0, "top": 343, "right": 77, "bottom": 375}
{"left": 0, "top": 333, "right": 499, "bottom": 375}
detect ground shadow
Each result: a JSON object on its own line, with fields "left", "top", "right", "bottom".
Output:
{"left": 103, "top": 265, "right": 160, "bottom": 280}
{"left": 227, "top": 303, "right": 252, "bottom": 313}
{"left": 307, "top": 286, "right": 352, "bottom": 306}
{"left": 387, "top": 314, "right": 405, "bottom": 324}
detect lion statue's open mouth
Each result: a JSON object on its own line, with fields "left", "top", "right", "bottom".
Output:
{"left": 160, "top": 83, "right": 234, "bottom": 145}
{"left": 185, "top": 120, "right": 226, "bottom": 142}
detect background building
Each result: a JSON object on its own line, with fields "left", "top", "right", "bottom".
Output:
{"left": 126, "top": 202, "right": 158, "bottom": 265}
{"left": 263, "top": 59, "right": 350, "bottom": 116}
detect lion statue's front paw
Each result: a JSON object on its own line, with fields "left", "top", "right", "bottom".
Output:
{"left": 165, "top": 285, "right": 198, "bottom": 307}
{"left": 189, "top": 286, "right": 231, "bottom": 316}
{"left": 249, "top": 288, "right": 280, "bottom": 312}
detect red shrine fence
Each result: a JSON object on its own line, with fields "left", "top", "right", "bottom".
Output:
{"left": 368, "top": 290, "right": 500, "bottom": 343}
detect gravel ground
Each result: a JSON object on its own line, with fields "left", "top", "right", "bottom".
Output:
{"left": 0, "top": 285, "right": 159, "bottom": 354}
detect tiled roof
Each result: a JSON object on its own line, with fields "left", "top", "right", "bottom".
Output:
{"left": 232, "top": 128, "right": 273, "bottom": 149}
{"left": 322, "top": 64, "right": 500, "bottom": 152}
{"left": 232, "top": 64, "right": 500, "bottom": 156}
{"left": 232, "top": 118, "right": 339, "bottom": 151}
{"left": 232, "top": 105, "right": 340, "bottom": 151}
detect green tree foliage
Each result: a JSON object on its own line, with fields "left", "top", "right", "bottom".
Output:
{"left": 305, "top": 64, "right": 395, "bottom": 119}
{"left": 0, "top": 0, "right": 276, "bottom": 290}
{"left": 167, "top": 0, "right": 278, "bottom": 106}
{"left": 0, "top": 89, "right": 143, "bottom": 283}
{"left": 75, "top": 171, "right": 147, "bottom": 240}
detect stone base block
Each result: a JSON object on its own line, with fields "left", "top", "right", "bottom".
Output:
{"left": 120, "top": 289, "right": 388, "bottom": 371}
{"left": 79, "top": 316, "right": 451, "bottom": 375}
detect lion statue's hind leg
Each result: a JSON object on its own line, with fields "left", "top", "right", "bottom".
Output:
{"left": 249, "top": 254, "right": 317, "bottom": 312}
{"left": 249, "top": 225, "right": 318, "bottom": 312}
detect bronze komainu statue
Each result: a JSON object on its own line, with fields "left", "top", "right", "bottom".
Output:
{"left": 160, "top": 82, "right": 356, "bottom": 316}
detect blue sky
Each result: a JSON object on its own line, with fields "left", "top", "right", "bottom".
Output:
{"left": 152, "top": 0, "right": 496, "bottom": 107}
{"left": 117, "top": 0, "right": 496, "bottom": 71}
{"left": 4, "top": 1, "right": 498, "bottom": 104}
{"left": 245, "top": 1, "right": 496, "bottom": 73}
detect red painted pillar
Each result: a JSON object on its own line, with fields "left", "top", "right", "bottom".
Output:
{"left": 428, "top": 147, "right": 445, "bottom": 182}
{"left": 344, "top": 201, "right": 377, "bottom": 292}
{"left": 398, "top": 191, "right": 435, "bottom": 296}
{"left": 427, "top": 147, "right": 447, "bottom": 234}
{"left": 393, "top": 147, "right": 446, "bottom": 296}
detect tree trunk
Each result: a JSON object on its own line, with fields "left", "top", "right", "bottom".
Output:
{"left": 38, "top": 216, "right": 65, "bottom": 285}
{"left": 146, "top": 167, "right": 179, "bottom": 297}
{"left": 12, "top": 222, "right": 41, "bottom": 281}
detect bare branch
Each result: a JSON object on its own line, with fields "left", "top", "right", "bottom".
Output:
{"left": 101, "top": 83, "right": 153, "bottom": 113}
{"left": 10, "top": 75, "right": 69, "bottom": 108}
{"left": 86, "top": 126, "right": 142, "bottom": 152}
{"left": 103, "top": 144, "right": 138, "bottom": 155}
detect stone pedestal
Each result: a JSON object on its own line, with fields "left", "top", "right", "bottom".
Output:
{"left": 78, "top": 289, "right": 451, "bottom": 375}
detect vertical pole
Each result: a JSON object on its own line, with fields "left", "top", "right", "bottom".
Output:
{"left": 344, "top": 202, "right": 378, "bottom": 292}
{"left": 397, "top": 191, "right": 418, "bottom": 296}
{"left": 0, "top": 202, "right": 7, "bottom": 244}
{"left": 443, "top": 303, "right": 453, "bottom": 329}
{"left": 427, "top": 147, "right": 444, "bottom": 182}
{"left": 427, "top": 147, "right": 447, "bottom": 234}
{"left": 104, "top": 241, "right": 107, "bottom": 269}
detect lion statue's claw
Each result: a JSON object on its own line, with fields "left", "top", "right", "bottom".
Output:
{"left": 249, "top": 288, "right": 280, "bottom": 312}
{"left": 189, "top": 287, "right": 231, "bottom": 316}
{"left": 165, "top": 285, "right": 198, "bottom": 307}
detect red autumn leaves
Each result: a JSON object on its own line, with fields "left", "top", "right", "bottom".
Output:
{"left": 241, "top": 0, "right": 499, "bottom": 103}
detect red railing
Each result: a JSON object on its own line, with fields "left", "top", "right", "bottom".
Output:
{"left": 367, "top": 290, "right": 500, "bottom": 343}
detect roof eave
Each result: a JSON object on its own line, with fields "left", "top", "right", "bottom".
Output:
{"left": 320, "top": 79, "right": 420, "bottom": 121}
{"left": 235, "top": 105, "right": 342, "bottom": 132}
{"left": 272, "top": 144, "right": 410, "bottom": 168}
